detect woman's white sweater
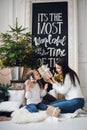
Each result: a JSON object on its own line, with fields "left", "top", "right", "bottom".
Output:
{"left": 53, "top": 74, "right": 84, "bottom": 100}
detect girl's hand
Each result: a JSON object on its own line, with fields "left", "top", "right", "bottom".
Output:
{"left": 25, "top": 80, "right": 35, "bottom": 92}
{"left": 25, "top": 85, "right": 31, "bottom": 91}
{"left": 44, "top": 83, "right": 48, "bottom": 90}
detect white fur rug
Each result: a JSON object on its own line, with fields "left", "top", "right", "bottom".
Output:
{"left": 11, "top": 107, "right": 87, "bottom": 124}
{"left": 11, "top": 107, "right": 48, "bottom": 123}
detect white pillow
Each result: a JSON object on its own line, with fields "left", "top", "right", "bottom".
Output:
{"left": 0, "top": 101, "right": 21, "bottom": 112}
{"left": 8, "top": 90, "right": 25, "bottom": 105}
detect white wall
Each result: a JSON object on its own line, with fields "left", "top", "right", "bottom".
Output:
{"left": 0, "top": 0, "right": 87, "bottom": 103}
{"left": 0, "top": 0, "right": 30, "bottom": 84}
{"left": 0, "top": 0, "right": 30, "bottom": 32}
{"left": 77, "top": 0, "right": 87, "bottom": 104}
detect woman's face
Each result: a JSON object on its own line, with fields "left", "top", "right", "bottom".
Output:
{"left": 55, "top": 64, "right": 62, "bottom": 74}
{"left": 33, "top": 70, "right": 41, "bottom": 80}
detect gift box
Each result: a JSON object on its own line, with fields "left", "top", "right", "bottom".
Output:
{"left": 38, "top": 65, "right": 53, "bottom": 82}
{"left": 46, "top": 106, "right": 61, "bottom": 117}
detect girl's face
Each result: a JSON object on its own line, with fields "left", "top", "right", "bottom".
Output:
{"left": 55, "top": 64, "right": 62, "bottom": 74}
{"left": 33, "top": 70, "right": 41, "bottom": 80}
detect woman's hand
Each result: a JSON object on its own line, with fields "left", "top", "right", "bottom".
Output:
{"left": 47, "top": 77, "right": 56, "bottom": 84}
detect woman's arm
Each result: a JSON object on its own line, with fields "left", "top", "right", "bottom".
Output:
{"left": 48, "top": 74, "right": 72, "bottom": 95}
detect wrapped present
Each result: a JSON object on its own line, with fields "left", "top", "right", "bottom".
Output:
{"left": 46, "top": 106, "right": 61, "bottom": 117}
{"left": 38, "top": 65, "right": 53, "bottom": 82}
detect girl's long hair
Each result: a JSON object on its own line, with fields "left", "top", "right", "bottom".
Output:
{"left": 55, "top": 58, "right": 80, "bottom": 86}
{"left": 26, "top": 70, "right": 43, "bottom": 89}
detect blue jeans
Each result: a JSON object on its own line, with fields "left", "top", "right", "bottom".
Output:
{"left": 25, "top": 102, "right": 47, "bottom": 113}
{"left": 50, "top": 98, "right": 85, "bottom": 113}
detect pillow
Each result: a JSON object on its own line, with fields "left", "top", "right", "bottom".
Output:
{"left": 0, "top": 101, "right": 21, "bottom": 112}
{"left": 8, "top": 90, "right": 25, "bottom": 105}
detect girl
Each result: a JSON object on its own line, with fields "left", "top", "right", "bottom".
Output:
{"left": 48, "top": 58, "right": 85, "bottom": 113}
{"left": 25, "top": 69, "right": 48, "bottom": 113}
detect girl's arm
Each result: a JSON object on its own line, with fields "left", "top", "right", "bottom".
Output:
{"left": 25, "top": 84, "right": 31, "bottom": 99}
{"left": 40, "top": 83, "right": 48, "bottom": 97}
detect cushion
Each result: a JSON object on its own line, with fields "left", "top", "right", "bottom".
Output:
{"left": 8, "top": 90, "right": 25, "bottom": 105}
{"left": 0, "top": 101, "right": 21, "bottom": 112}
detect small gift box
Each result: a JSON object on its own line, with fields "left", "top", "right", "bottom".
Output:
{"left": 38, "top": 65, "right": 53, "bottom": 82}
{"left": 46, "top": 106, "right": 61, "bottom": 117}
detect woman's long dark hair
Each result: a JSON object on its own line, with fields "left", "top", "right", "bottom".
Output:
{"left": 55, "top": 58, "right": 80, "bottom": 86}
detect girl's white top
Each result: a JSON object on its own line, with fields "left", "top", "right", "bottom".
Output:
{"left": 25, "top": 83, "right": 46, "bottom": 105}
{"left": 53, "top": 74, "right": 84, "bottom": 100}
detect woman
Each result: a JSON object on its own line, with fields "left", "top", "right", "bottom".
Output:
{"left": 48, "top": 58, "right": 85, "bottom": 113}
